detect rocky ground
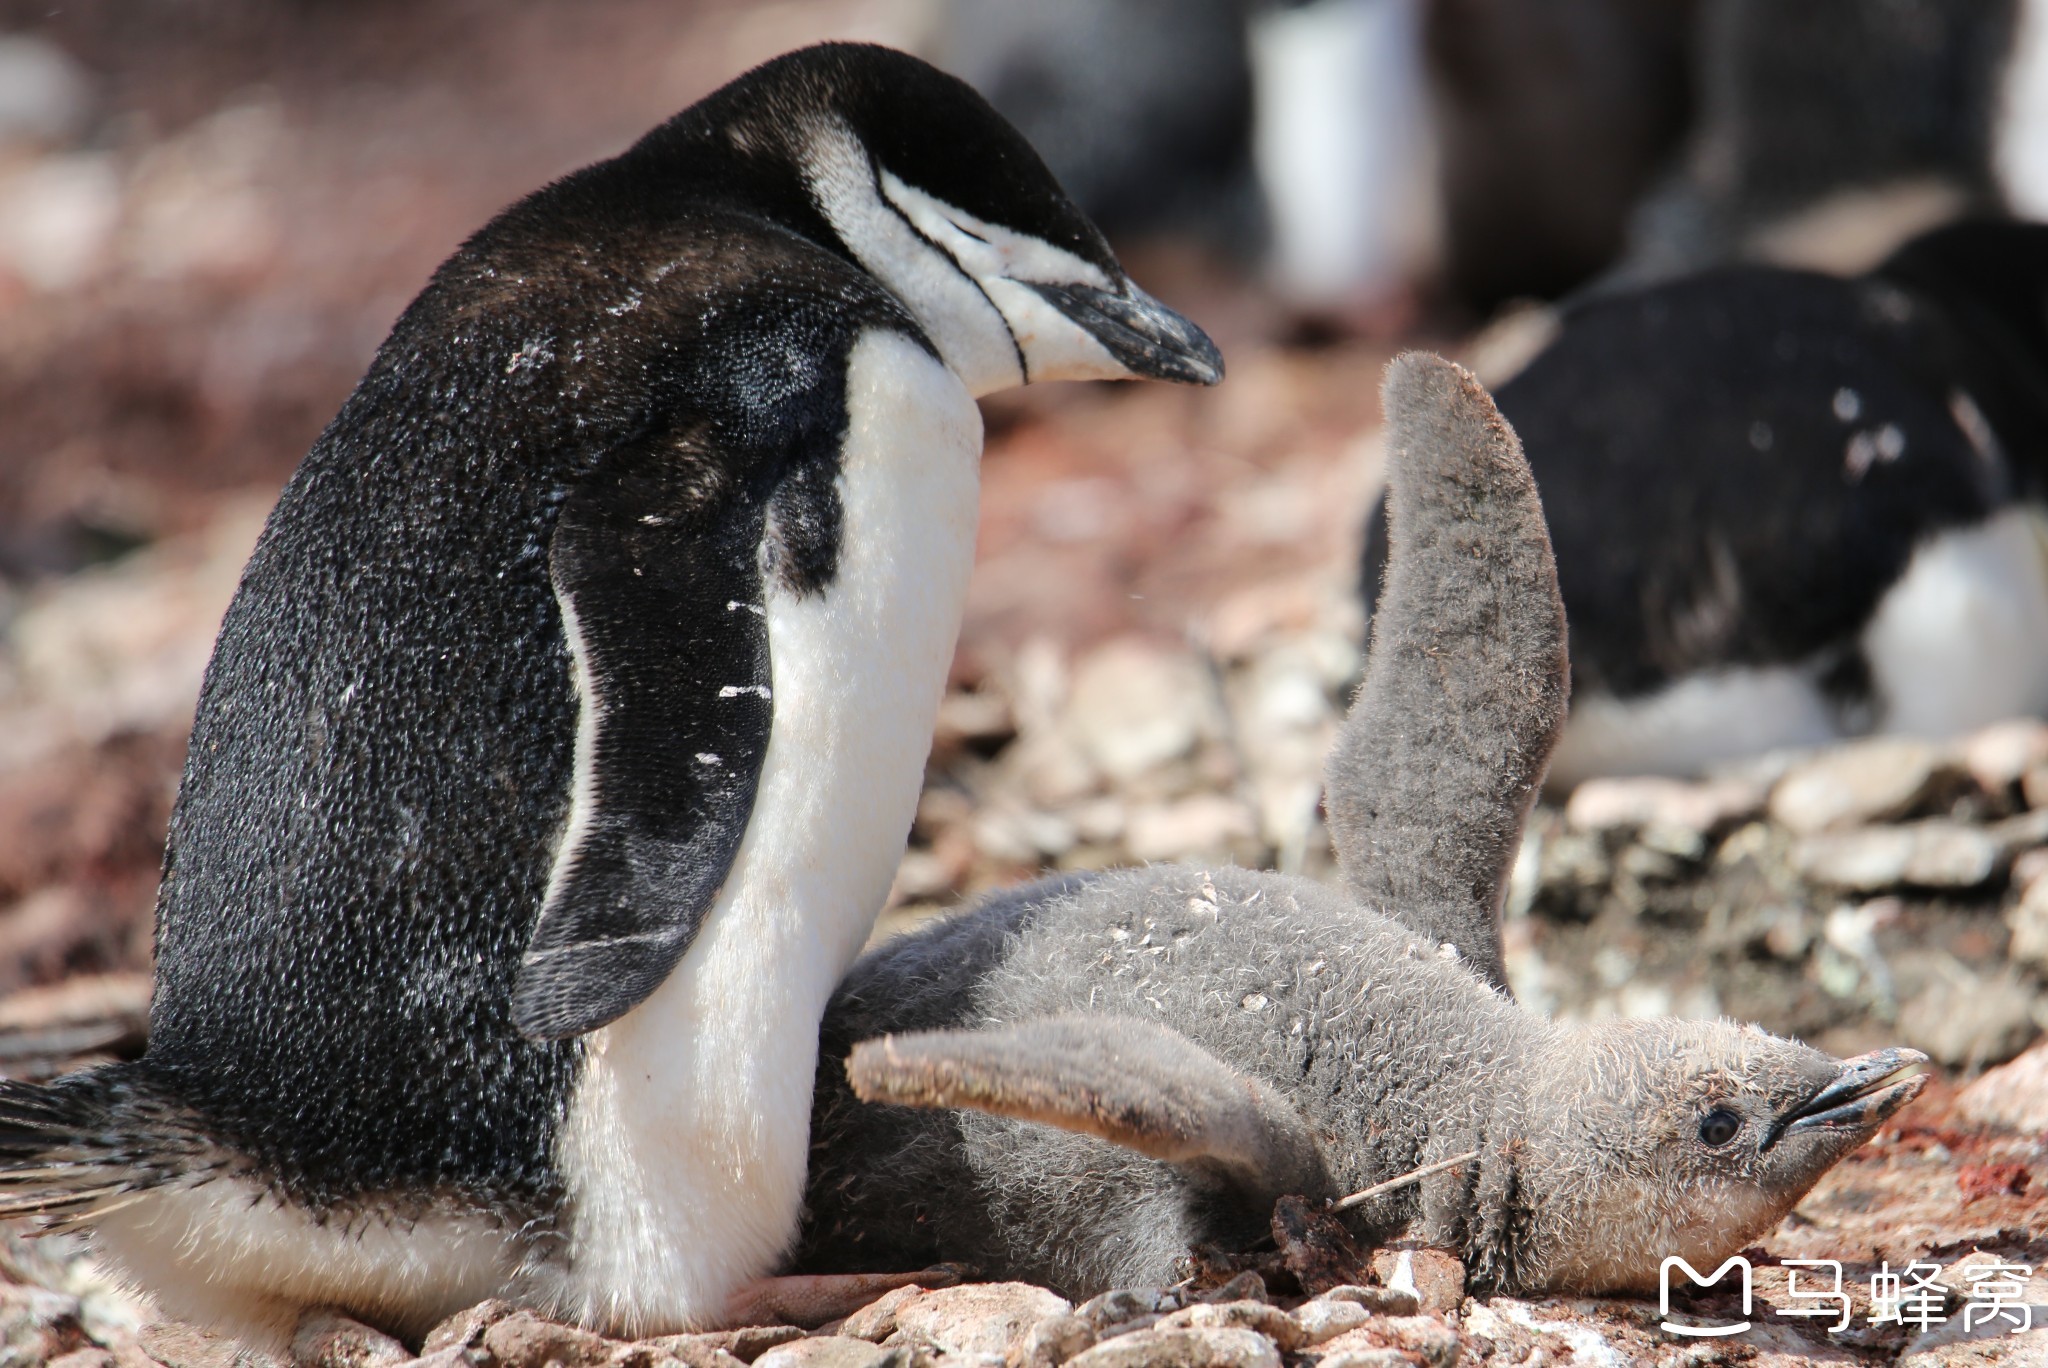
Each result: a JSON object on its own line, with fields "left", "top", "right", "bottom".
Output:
{"left": 6, "top": 1043, "right": 2048, "bottom": 1367}
{"left": 2, "top": 1, "right": 2047, "bottom": 1365}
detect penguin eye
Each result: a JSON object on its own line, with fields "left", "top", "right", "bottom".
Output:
{"left": 1698, "top": 1109, "right": 1742, "bottom": 1147}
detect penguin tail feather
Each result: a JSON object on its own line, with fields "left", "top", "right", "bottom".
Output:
{"left": 0, "top": 1068, "right": 203, "bottom": 1232}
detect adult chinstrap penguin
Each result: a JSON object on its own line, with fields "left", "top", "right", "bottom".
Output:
{"left": 792, "top": 353, "right": 1927, "bottom": 1298}
{"left": 1365, "top": 220, "right": 2048, "bottom": 786}
{"left": 0, "top": 42, "right": 1221, "bottom": 1349}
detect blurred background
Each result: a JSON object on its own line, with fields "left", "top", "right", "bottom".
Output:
{"left": 5, "top": 0, "right": 2048, "bottom": 1094}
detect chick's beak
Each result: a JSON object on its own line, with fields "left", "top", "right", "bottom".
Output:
{"left": 1772, "top": 1048, "right": 1929, "bottom": 1146}
{"left": 1023, "top": 281, "right": 1224, "bottom": 386}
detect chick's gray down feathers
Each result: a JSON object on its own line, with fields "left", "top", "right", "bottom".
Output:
{"left": 794, "top": 353, "right": 1925, "bottom": 1299}
{"left": 1323, "top": 359, "right": 1568, "bottom": 993}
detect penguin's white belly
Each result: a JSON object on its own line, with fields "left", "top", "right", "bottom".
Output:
{"left": 1547, "top": 664, "right": 1843, "bottom": 788}
{"left": 537, "top": 329, "right": 984, "bottom": 1333}
{"left": 1548, "top": 506, "right": 2048, "bottom": 785}
{"left": 90, "top": 1186, "right": 525, "bottom": 1350}
{"left": 1861, "top": 505, "right": 2048, "bottom": 736}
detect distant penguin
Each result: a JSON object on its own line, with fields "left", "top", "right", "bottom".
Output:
{"left": 935, "top": 0, "right": 1437, "bottom": 310}
{"left": 932, "top": 0, "right": 1263, "bottom": 256}
{"left": 1366, "top": 220, "right": 2048, "bottom": 785}
{"left": 1426, "top": 0, "right": 1697, "bottom": 309}
{"left": 793, "top": 354, "right": 1926, "bottom": 1298}
{"left": 0, "top": 44, "right": 1221, "bottom": 1348}
{"left": 1618, "top": 0, "right": 2018, "bottom": 285}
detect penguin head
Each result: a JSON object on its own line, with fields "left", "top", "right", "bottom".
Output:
{"left": 1520, "top": 1020, "right": 1927, "bottom": 1293}
{"left": 674, "top": 43, "right": 1223, "bottom": 397}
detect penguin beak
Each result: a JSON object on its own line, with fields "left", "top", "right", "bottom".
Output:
{"left": 1021, "top": 281, "right": 1225, "bottom": 385}
{"left": 1770, "top": 1048, "right": 1928, "bottom": 1146}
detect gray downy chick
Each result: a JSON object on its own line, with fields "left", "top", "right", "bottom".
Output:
{"left": 793, "top": 352, "right": 1926, "bottom": 1298}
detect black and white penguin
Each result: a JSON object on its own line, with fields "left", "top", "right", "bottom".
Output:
{"left": 1365, "top": 220, "right": 2048, "bottom": 785}
{"left": 0, "top": 43, "right": 1220, "bottom": 1347}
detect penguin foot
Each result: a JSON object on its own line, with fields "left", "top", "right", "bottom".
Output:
{"left": 723, "top": 1269, "right": 961, "bottom": 1329}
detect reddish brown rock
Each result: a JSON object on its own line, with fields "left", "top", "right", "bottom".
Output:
{"left": 1367, "top": 1248, "right": 1466, "bottom": 1315}
{"left": 289, "top": 1311, "right": 408, "bottom": 1368}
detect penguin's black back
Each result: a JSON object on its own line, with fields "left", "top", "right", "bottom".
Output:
{"left": 1365, "top": 259, "right": 2044, "bottom": 703}
{"left": 138, "top": 91, "right": 925, "bottom": 1217}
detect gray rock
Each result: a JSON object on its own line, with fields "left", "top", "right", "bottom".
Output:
{"left": 888, "top": 1284, "right": 1070, "bottom": 1359}
{"left": 419, "top": 1302, "right": 520, "bottom": 1356}
{"left": 1953, "top": 1038, "right": 2048, "bottom": 1132}
{"left": 290, "top": 1312, "right": 410, "bottom": 1368}
{"left": 1898, "top": 1328, "right": 2048, "bottom": 1366}
{"left": 1315, "top": 1285, "right": 1420, "bottom": 1318}
{"left": 752, "top": 1338, "right": 890, "bottom": 1368}
{"left": 1014, "top": 1314, "right": 1095, "bottom": 1368}
{"left": 1792, "top": 821, "right": 2002, "bottom": 891}
{"left": 1961, "top": 718, "right": 2048, "bottom": 796}
{"left": 1899, "top": 969, "right": 2043, "bottom": 1069}
{"left": 972, "top": 804, "right": 1078, "bottom": 863}
{"left": 645, "top": 1327, "right": 805, "bottom": 1365}
{"left": 1071, "top": 1291, "right": 1182, "bottom": 1335}
{"left": 1311, "top": 1319, "right": 1460, "bottom": 1368}
{"left": 636, "top": 1341, "right": 749, "bottom": 1368}
{"left": 1899, "top": 1257, "right": 2048, "bottom": 1364}
{"left": 1122, "top": 795, "right": 1255, "bottom": 862}
{"left": 1311, "top": 1352, "right": 1412, "bottom": 1368}
{"left": 1065, "top": 640, "right": 1221, "bottom": 784}
{"left": 1290, "top": 1299, "right": 1373, "bottom": 1346}
{"left": 0, "top": 36, "right": 94, "bottom": 147}
{"left": 48, "top": 1352, "right": 118, "bottom": 1368}
{"left": 477, "top": 1312, "right": 616, "bottom": 1368}
{"left": 1064, "top": 1326, "right": 1280, "bottom": 1368}
{"left": 1154, "top": 1301, "right": 1301, "bottom": 1353}
{"left": 139, "top": 1321, "right": 280, "bottom": 1368}
{"left": 2008, "top": 873, "right": 2048, "bottom": 973}
{"left": 1768, "top": 737, "right": 1957, "bottom": 834}
{"left": 1989, "top": 806, "right": 2048, "bottom": 856}
{"left": 837, "top": 1287, "right": 930, "bottom": 1344}
{"left": 1563, "top": 775, "right": 1764, "bottom": 837}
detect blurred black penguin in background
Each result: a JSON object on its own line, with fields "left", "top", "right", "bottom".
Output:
{"left": 933, "top": 0, "right": 1697, "bottom": 315}
{"left": 1616, "top": 0, "right": 2023, "bottom": 286}
{"left": 1363, "top": 221, "right": 2048, "bottom": 785}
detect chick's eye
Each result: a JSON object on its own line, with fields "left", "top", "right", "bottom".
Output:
{"left": 1698, "top": 1109, "right": 1742, "bottom": 1147}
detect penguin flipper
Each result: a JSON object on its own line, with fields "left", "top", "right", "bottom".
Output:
{"left": 511, "top": 433, "right": 779, "bottom": 1041}
{"left": 847, "top": 1015, "right": 1331, "bottom": 1206}
{"left": 1326, "top": 352, "right": 1568, "bottom": 994}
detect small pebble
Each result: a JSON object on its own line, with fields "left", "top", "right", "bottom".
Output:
{"left": 1292, "top": 1298, "right": 1373, "bottom": 1346}
{"left": 1313, "top": 1318, "right": 1460, "bottom": 1368}
{"left": 1792, "top": 821, "right": 2001, "bottom": 890}
{"left": 889, "top": 1283, "right": 1070, "bottom": 1359}
{"left": 1156, "top": 1301, "right": 1302, "bottom": 1353}
{"left": 290, "top": 1311, "right": 409, "bottom": 1368}
{"left": 1064, "top": 1325, "right": 1280, "bottom": 1368}
{"left": 1768, "top": 737, "right": 1956, "bottom": 834}
{"left": 752, "top": 1336, "right": 891, "bottom": 1368}
{"left": 1899, "top": 968, "right": 2043, "bottom": 1069}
